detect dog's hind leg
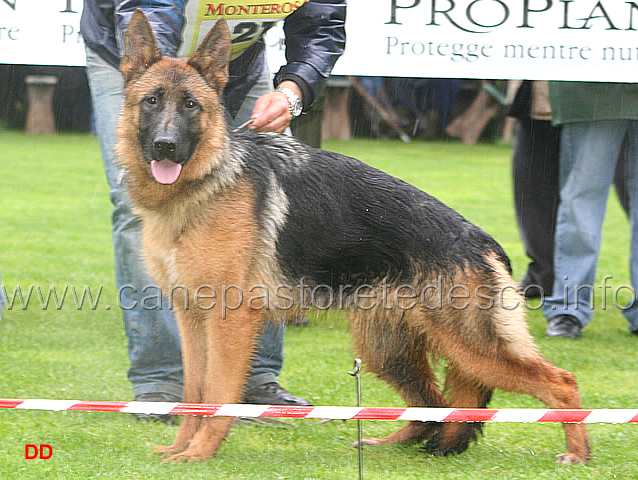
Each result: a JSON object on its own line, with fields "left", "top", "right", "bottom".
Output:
{"left": 537, "top": 366, "right": 590, "bottom": 465}
{"left": 358, "top": 369, "right": 446, "bottom": 446}
{"left": 422, "top": 363, "right": 492, "bottom": 455}
{"left": 424, "top": 258, "right": 590, "bottom": 463}
{"left": 353, "top": 320, "right": 447, "bottom": 446}
{"left": 428, "top": 330, "right": 590, "bottom": 464}
{"left": 481, "top": 355, "right": 590, "bottom": 465}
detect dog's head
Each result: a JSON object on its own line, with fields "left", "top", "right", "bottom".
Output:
{"left": 117, "top": 10, "right": 231, "bottom": 188}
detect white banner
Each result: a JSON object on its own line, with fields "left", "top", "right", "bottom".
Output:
{"left": 0, "top": 0, "right": 84, "bottom": 66}
{"left": 2, "top": 0, "right": 638, "bottom": 82}
{"left": 333, "top": 0, "right": 638, "bottom": 81}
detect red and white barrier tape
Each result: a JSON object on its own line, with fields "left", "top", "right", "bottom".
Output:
{"left": 2, "top": 399, "right": 638, "bottom": 423}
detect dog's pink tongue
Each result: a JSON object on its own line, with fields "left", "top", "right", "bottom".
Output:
{"left": 151, "top": 159, "right": 182, "bottom": 184}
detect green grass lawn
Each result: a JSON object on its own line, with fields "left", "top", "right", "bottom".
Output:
{"left": 0, "top": 131, "right": 636, "bottom": 479}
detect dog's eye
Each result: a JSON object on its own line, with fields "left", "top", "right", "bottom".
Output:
{"left": 185, "top": 99, "right": 198, "bottom": 109}
{"left": 145, "top": 96, "right": 157, "bottom": 105}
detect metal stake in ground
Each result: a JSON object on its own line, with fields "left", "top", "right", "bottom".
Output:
{"left": 349, "top": 358, "right": 363, "bottom": 480}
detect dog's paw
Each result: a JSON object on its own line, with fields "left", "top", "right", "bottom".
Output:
{"left": 163, "top": 451, "right": 207, "bottom": 463}
{"left": 154, "top": 445, "right": 183, "bottom": 457}
{"left": 556, "top": 452, "right": 588, "bottom": 465}
{"left": 162, "top": 440, "right": 219, "bottom": 463}
{"left": 163, "top": 445, "right": 213, "bottom": 463}
{"left": 351, "top": 437, "right": 385, "bottom": 447}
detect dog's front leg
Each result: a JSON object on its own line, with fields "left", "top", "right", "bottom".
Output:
{"left": 155, "top": 309, "right": 206, "bottom": 457}
{"left": 165, "top": 304, "right": 263, "bottom": 462}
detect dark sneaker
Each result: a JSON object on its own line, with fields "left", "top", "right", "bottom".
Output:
{"left": 243, "top": 382, "right": 311, "bottom": 406}
{"left": 546, "top": 315, "right": 582, "bottom": 339}
{"left": 133, "top": 392, "right": 181, "bottom": 425}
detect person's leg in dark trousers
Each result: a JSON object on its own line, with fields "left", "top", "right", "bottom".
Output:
{"left": 614, "top": 135, "right": 631, "bottom": 215}
{"left": 291, "top": 87, "right": 326, "bottom": 148}
{"left": 513, "top": 118, "right": 561, "bottom": 297}
{"left": 514, "top": 121, "right": 630, "bottom": 299}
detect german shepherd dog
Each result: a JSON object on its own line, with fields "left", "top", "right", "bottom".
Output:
{"left": 117, "top": 10, "right": 590, "bottom": 464}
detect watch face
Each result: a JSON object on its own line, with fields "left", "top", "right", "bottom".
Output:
{"left": 291, "top": 99, "right": 303, "bottom": 117}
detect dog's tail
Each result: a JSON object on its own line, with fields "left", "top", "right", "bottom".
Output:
{"left": 485, "top": 251, "right": 539, "bottom": 359}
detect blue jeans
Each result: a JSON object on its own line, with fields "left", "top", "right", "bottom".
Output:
{"left": 85, "top": 47, "right": 284, "bottom": 398}
{"left": 543, "top": 120, "right": 638, "bottom": 332}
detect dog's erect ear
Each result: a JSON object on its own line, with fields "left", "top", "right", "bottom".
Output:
{"left": 120, "top": 9, "right": 162, "bottom": 83}
{"left": 187, "top": 19, "right": 231, "bottom": 92}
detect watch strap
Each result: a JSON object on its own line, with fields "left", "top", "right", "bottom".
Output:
{"left": 276, "top": 86, "right": 303, "bottom": 117}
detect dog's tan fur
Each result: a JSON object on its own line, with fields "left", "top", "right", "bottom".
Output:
{"left": 116, "top": 11, "right": 590, "bottom": 464}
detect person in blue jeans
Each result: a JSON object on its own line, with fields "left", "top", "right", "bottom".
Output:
{"left": 543, "top": 82, "right": 638, "bottom": 339}
{"left": 81, "top": 0, "right": 346, "bottom": 420}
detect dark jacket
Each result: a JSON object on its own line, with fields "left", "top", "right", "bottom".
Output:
{"left": 81, "top": 0, "right": 346, "bottom": 116}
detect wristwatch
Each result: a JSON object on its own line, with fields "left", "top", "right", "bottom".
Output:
{"left": 276, "top": 86, "right": 303, "bottom": 118}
